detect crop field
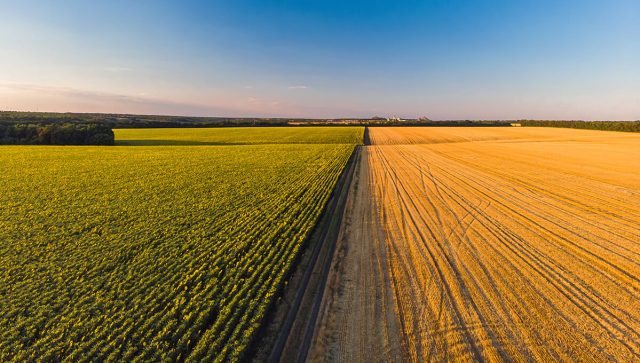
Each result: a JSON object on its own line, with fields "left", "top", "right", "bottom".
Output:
{"left": 312, "top": 127, "right": 640, "bottom": 361}
{"left": 115, "top": 127, "right": 362, "bottom": 146}
{"left": 0, "top": 127, "right": 361, "bottom": 361}
{"left": 366, "top": 125, "right": 640, "bottom": 145}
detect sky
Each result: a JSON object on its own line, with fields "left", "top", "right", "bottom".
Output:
{"left": 0, "top": 0, "right": 638, "bottom": 120}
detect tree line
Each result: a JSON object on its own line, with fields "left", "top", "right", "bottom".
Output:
{"left": 0, "top": 123, "right": 115, "bottom": 145}
{"left": 520, "top": 120, "right": 640, "bottom": 133}
{"left": 0, "top": 111, "right": 516, "bottom": 128}
{"left": 0, "top": 111, "right": 290, "bottom": 128}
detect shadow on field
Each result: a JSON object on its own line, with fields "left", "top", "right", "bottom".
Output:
{"left": 116, "top": 140, "right": 352, "bottom": 146}
{"left": 116, "top": 140, "right": 236, "bottom": 146}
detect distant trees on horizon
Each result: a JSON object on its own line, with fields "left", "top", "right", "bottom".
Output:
{"left": 0, "top": 123, "right": 115, "bottom": 145}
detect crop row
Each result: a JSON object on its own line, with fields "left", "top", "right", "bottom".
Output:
{"left": 0, "top": 143, "right": 355, "bottom": 361}
{"left": 114, "top": 126, "right": 364, "bottom": 146}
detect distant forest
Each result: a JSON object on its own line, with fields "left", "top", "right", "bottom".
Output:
{"left": 0, "top": 123, "right": 114, "bottom": 145}
{"left": 0, "top": 111, "right": 513, "bottom": 128}
{"left": 0, "top": 111, "right": 290, "bottom": 128}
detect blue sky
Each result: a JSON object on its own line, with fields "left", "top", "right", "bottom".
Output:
{"left": 0, "top": 0, "right": 638, "bottom": 119}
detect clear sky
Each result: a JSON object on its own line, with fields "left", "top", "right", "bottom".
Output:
{"left": 1, "top": 0, "right": 638, "bottom": 119}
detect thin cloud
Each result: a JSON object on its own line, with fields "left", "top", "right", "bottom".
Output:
{"left": 0, "top": 81, "right": 307, "bottom": 117}
{"left": 0, "top": 82, "right": 239, "bottom": 116}
{"left": 102, "top": 66, "right": 134, "bottom": 73}
{"left": 0, "top": 82, "right": 150, "bottom": 104}
{"left": 288, "top": 85, "right": 308, "bottom": 90}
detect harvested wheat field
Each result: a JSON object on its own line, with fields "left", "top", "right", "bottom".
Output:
{"left": 310, "top": 127, "right": 640, "bottom": 362}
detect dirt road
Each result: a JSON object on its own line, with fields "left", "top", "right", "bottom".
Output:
{"left": 309, "top": 127, "right": 640, "bottom": 362}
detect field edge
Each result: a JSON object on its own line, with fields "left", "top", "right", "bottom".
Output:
{"left": 249, "top": 146, "right": 361, "bottom": 362}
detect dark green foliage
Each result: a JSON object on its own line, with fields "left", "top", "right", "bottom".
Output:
{"left": 0, "top": 123, "right": 114, "bottom": 145}
{"left": 520, "top": 120, "right": 640, "bottom": 133}
{"left": 0, "top": 111, "right": 291, "bottom": 128}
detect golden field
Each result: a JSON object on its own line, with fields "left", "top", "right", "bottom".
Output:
{"left": 311, "top": 127, "right": 640, "bottom": 362}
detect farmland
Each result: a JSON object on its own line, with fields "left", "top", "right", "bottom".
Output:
{"left": 311, "top": 127, "right": 640, "bottom": 361}
{"left": 0, "top": 127, "right": 361, "bottom": 361}
{"left": 4, "top": 124, "right": 640, "bottom": 362}
{"left": 115, "top": 127, "right": 363, "bottom": 146}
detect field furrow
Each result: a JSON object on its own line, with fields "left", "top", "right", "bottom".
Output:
{"left": 311, "top": 127, "right": 640, "bottom": 362}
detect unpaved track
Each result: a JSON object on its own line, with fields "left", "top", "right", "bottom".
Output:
{"left": 309, "top": 146, "right": 405, "bottom": 362}
{"left": 310, "top": 127, "right": 640, "bottom": 362}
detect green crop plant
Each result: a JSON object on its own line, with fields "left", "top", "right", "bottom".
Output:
{"left": 0, "top": 127, "right": 362, "bottom": 361}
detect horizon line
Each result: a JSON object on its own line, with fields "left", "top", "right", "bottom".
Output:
{"left": 1, "top": 110, "right": 639, "bottom": 123}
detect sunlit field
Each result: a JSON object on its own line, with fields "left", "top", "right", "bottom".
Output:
{"left": 311, "top": 127, "right": 640, "bottom": 361}
{"left": 0, "top": 128, "right": 361, "bottom": 361}
{"left": 115, "top": 127, "right": 363, "bottom": 146}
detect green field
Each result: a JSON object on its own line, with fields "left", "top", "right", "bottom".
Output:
{"left": 115, "top": 127, "right": 363, "bottom": 145}
{"left": 0, "top": 127, "right": 362, "bottom": 361}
